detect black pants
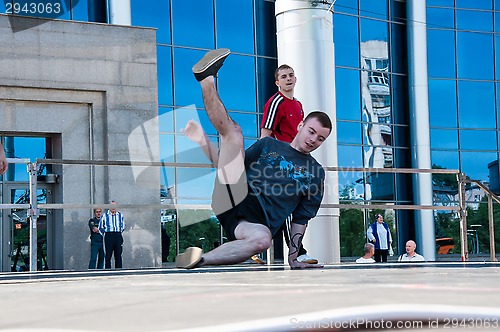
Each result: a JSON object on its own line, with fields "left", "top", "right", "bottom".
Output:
{"left": 374, "top": 249, "right": 389, "bottom": 263}
{"left": 276, "top": 216, "right": 307, "bottom": 256}
{"left": 104, "top": 232, "right": 123, "bottom": 269}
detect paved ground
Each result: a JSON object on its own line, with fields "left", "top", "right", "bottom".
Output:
{"left": 1, "top": 263, "right": 500, "bottom": 331}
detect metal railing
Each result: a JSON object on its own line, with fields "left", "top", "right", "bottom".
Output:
{"left": 1, "top": 158, "right": 498, "bottom": 271}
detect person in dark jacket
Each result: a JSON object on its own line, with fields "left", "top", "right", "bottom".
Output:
{"left": 88, "top": 208, "right": 104, "bottom": 269}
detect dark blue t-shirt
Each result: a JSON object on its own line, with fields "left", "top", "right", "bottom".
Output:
{"left": 244, "top": 137, "right": 325, "bottom": 235}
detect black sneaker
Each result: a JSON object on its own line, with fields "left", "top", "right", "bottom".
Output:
{"left": 192, "top": 48, "right": 230, "bottom": 81}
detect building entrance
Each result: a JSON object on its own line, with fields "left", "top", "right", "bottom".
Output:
{"left": 1, "top": 183, "right": 54, "bottom": 272}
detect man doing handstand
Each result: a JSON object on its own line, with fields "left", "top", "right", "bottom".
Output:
{"left": 175, "top": 48, "right": 332, "bottom": 269}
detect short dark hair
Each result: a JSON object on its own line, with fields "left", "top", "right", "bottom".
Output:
{"left": 274, "top": 64, "right": 294, "bottom": 80}
{"left": 364, "top": 243, "right": 375, "bottom": 254}
{"left": 303, "top": 111, "right": 332, "bottom": 132}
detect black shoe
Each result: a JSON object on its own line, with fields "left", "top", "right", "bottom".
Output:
{"left": 192, "top": 48, "right": 230, "bottom": 81}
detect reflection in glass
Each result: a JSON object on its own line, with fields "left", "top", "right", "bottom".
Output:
{"left": 228, "top": 112, "right": 257, "bottom": 138}
{"left": 460, "top": 130, "right": 497, "bottom": 151}
{"left": 456, "top": 0, "right": 492, "bottom": 10}
{"left": 428, "top": 79, "right": 458, "bottom": 128}
{"left": 336, "top": 68, "right": 361, "bottom": 121}
{"left": 335, "top": 0, "right": 358, "bottom": 15}
{"left": 176, "top": 167, "right": 215, "bottom": 202}
{"left": 431, "top": 150, "right": 459, "bottom": 170}
{"left": 338, "top": 172, "right": 365, "bottom": 201}
{"left": 360, "top": 0, "right": 387, "bottom": 19}
{"left": 427, "top": 0, "right": 454, "bottom": 6}
{"left": 458, "top": 81, "right": 495, "bottom": 128}
{"left": 131, "top": 0, "right": 171, "bottom": 44}
{"left": 173, "top": 48, "right": 206, "bottom": 108}
{"left": 71, "top": 0, "right": 88, "bottom": 22}
{"left": 427, "top": 30, "right": 456, "bottom": 79}
{"left": 337, "top": 144, "right": 363, "bottom": 167}
{"left": 176, "top": 135, "right": 215, "bottom": 165}
{"left": 8, "top": 137, "right": 46, "bottom": 182}
{"left": 159, "top": 107, "right": 174, "bottom": 133}
{"left": 334, "top": 14, "right": 360, "bottom": 68}
{"left": 427, "top": 7, "right": 454, "bottom": 29}
{"left": 461, "top": 151, "right": 497, "bottom": 182}
{"left": 216, "top": 0, "right": 254, "bottom": 54}
{"left": 430, "top": 129, "right": 458, "bottom": 149}
{"left": 218, "top": 54, "right": 257, "bottom": 112}
{"left": 172, "top": 0, "right": 214, "bottom": 49}
{"left": 157, "top": 46, "right": 173, "bottom": 106}
{"left": 360, "top": 18, "right": 388, "bottom": 43}
{"left": 457, "top": 9, "right": 493, "bottom": 32}
{"left": 337, "top": 122, "right": 362, "bottom": 145}
{"left": 255, "top": 0, "right": 277, "bottom": 57}
{"left": 175, "top": 107, "right": 217, "bottom": 135}
{"left": 159, "top": 134, "right": 174, "bottom": 163}
{"left": 457, "top": 32, "right": 494, "bottom": 80}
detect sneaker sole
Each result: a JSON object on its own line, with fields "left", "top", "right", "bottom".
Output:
{"left": 175, "top": 247, "right": 203, "bottom": 269}
{"left": 300, "top": 259, "right": 319, "bottom": 264}
{"left": 192, "top": 48, "right": 230, "bottom": 74}
{"left": 251, "top": 255, "right": 265, "bottom": 265}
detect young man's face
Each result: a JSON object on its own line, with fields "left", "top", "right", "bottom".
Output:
{"left": 293, "top": 117, "right": 330, "bottom": 154}
{"left": 94, "top": 209, "right": 103, "bottom": 218}
{"left": 275, "top": 68, "right": 296, "bottom": 93}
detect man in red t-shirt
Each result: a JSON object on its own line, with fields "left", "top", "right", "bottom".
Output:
{"left": 256, "top": 65, "right": 318, "bottom": 265}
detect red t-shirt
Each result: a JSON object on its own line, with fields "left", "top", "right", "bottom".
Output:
{"left": 261, "top": 91, "right": 304, "bottom": 143}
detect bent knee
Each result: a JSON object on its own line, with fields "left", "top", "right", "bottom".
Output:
{"left": 251, "top": 236, "right": 272, "bottom": 252}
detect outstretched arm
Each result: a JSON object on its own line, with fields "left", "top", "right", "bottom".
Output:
{"left": 182, "top": 120, "right": 219, "bottom": 167}
{"left": 288, "top": 222, "right": 323, "bottom": 269}
{"left": 0, "top": 142, "right": 8, "bottom": 175}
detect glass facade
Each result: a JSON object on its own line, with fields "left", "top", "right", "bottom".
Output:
{"left": 5, "top": 0, "right": 500, "bottom": 260}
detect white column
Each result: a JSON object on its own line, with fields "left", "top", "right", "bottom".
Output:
{"left": 407, "top": 0, "right": 436, "bottom": 261}
{"left": 276, "top": 0, "right": 340, "bottom": 263}
{"left": 108, "top": 0, "right": 131, "bottom": 25}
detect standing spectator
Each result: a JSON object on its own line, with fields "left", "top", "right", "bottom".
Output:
{"left": 0, "top": 141, "right": 8, "bottom": 175}
{"left": 257, "top": 64, "right": 317, "bottom": 265}
{"left": 398, "top": 240, "right": 425, "bottom": 262}
{"left": 88, "top": 208, "right": 104, "bottom": 269}
{"left": 356, "top": 243, "right": 376, "bottom": 264}
{"left": 367, "top": 214, "right": 392, "bottom": 263}
{"left": 98, "top": 201, "right": 125, "bottom": 269}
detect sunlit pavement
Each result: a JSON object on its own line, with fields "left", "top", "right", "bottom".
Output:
{"left": 1, "top": 263, "right": 500, "bottom": 331}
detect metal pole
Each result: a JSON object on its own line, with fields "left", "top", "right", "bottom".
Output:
{"left": 28, "top": 162, "right": 39, "bottom": 272}
{"left": 488, "top": 196, "right": 497, "bottom": 262}
{"left": 458, "top": 173, "right": 468, "bottom": 261}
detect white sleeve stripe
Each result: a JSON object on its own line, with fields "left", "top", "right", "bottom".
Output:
{"left": 263, "top": 95, "right": 284, "bottom": 129}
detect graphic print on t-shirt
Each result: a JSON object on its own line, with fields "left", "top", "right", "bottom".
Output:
{"left": 256, "top": 148, "right": 314, "bottom": 191}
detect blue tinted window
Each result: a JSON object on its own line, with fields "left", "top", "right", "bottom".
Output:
{"left": 216, "top": 0, "right": 254, "bottom": 54}
{"left": 427, "top": 7, "right": 454, "bottom": 29}
{"left": 159, "top": 134, "right": 174, "bottom": 163}
{"left": 176, "top": 135, "right": 214, "bottom": 164}
{"left": 160, "top": 166, "right": 175, "bottom": 189}
{"left": 360, "top": 0, "right": 387, "bottom": 19}
{"left": 458, "top": 81, "right": 495, "bottom": 128}
{"left": 334, "top": 14, "right": 360, "bottom": 68}
{"left": 176, "top": 167, "right": 215, "bottom": 200}
{"left": 218, "top": 54, "right": 257, "bottom": 112}
{"left": 427, "top": 30, "right": 456, "bottom": 79}
{"left": 460, "top": 130, "right": 497, "bottom": 151}
{"left": 157, "top": 46, "right": 173, "bottom": 107}
{"left": 431, "top": 129, "right": 458, "bottom": 149}
{"left": 255, "top": 0, "right": 276, "bottom": 57}
{"left": 172, "top": 0, "right": 214, "bottom": 49}
{"left": 457, "top": 32, "right": 494, "bottom": 80}
{"left": 229, "top": 112, "right": 257, "bottom": 138}
{"left": 336, "top": 68, "right": 361, "bottom": 121}
{"left": 457, "top": 10, "right": 493, "bottom": 32}
{"left": 461, "top": 151, "right": 497, "bottom": 182}
{"left": 131, "top": 0, "right": 171, "bottom": 44}
{"left": 427, "top": 0, "right": 455, "bottom": 6}
{"left": 6, "top": 0, "right": 71, "bottom": 19}
{"left": 456, "top": 0, "right": 492, "bottom": 10}
{"left": 431, "top": 150, "right": 459, "bottom": 169}
{"left": 7, "top": 137, "right": 46, "bottom": 181}
{"left": 360, "top": 18, "right": 388, "bottom": 43}
{"left": 335, "top": 0, "right": 358, "bottom": 15}
{"left": 338, "top": 121, "right": 362, "bottom": 144}
{"left": 175, "top": 107, "right": 217, "bottom": 135}
{"left": 71, "top": 0, "right": 88, "bottom": 21}
{"left": 338, "top": 144, "right": 363, "bottom": 167}
{"left": 173, "top": 48, "right": 205, "bottom": 108}
{"left": 496, "top": 36, "right": 500, "bottom": 79}
{"left": 429, "top": 79, "right": 457, "bottom": 128}
{"left": 159, "top": 107, "right": 174, "bottom": 133}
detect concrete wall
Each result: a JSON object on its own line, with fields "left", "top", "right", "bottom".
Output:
{"left": 0, "top": 15, "right": 160, "bottom": 270}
